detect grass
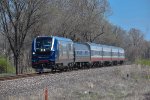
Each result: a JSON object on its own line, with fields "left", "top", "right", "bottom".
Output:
{"left": 0, "top": 73, "right": 16, "bottom": 77}
{"left": 0, "top": 56, "right": 15, "bottom": 76}
{"left": 136, "top": 59, "right": 150, "bottom": 66}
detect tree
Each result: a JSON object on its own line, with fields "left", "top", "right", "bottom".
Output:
{"left": 127, "top": 28, "right": 146, "bottom": 61}
{"left": 40, "top": 0, "right": 110, "bottom": 42}
{"left": 0, "top": 0, "right": 47, "bottom": 74}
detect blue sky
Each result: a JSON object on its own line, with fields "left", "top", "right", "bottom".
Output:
{"left": 108, "top": 0, "right": 150, "bottom": 40}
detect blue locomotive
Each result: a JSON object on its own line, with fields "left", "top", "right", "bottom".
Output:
{"left": 32, "top": 36, "right": 125, "bottom": 72}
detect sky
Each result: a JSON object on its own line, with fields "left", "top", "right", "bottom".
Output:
{"left": 108, "top": 0, "right": 150, "bottom": 40}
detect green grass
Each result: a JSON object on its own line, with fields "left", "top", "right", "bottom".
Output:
{"left": 136, "top": 59, "right": 150, "bottom": 66}
{"left": 0, "top": 56, "right": 15, "bottom": 74}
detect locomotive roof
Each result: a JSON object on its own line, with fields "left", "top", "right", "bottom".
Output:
{"left": 53, "top": 36, "right": 73, "bottom": 42}
{"left": 86, "top": 42, "right": 124, "bottom": 50}
{"left": 36, "top": 36, "right": 73, "bottom": 42}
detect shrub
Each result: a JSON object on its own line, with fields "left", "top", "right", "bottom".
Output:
{"left": 0, "top": 56, "right": 15, "bottom": 73}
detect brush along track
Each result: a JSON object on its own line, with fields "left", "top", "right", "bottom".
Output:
{"left": 0, "top": 72, "right": 50, "bottom": 81}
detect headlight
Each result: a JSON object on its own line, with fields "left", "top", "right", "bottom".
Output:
{"left": 33, "top": 52, "right": 35, "bottom": 55}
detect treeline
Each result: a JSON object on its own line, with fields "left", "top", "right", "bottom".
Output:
{"left": 0, "top": 0, "right": 150, "bottom": 74}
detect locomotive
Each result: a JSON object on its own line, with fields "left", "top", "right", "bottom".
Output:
{"left": 32, "top": 36, "right": 125, "bottom": 73}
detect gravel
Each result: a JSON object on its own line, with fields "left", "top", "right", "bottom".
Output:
{"left": 0, "top": 64, "right": 150, "bottom": 100}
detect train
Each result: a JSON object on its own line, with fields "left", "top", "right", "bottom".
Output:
{"left": 32, "top": 36, "right": 125, "bottom": 73}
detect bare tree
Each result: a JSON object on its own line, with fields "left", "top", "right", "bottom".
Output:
{"left": 40, "top": 0, "right": 110, "bottom": 42}
{"left": 126, "top": 28, "right": 146, "bottom": 61}
{"left": 0, "top": 0, "right": 47, "bottom": 74}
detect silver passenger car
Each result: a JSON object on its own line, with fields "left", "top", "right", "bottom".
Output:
{"left": 74, "top": 43, "right": 90, "bottom": 63}
{"left": 86, "top": 43, "right": 103, "bottom": 62}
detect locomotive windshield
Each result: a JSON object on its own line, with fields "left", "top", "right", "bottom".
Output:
{"left": 36, "top": 37, "right": 52, "bottom": 54}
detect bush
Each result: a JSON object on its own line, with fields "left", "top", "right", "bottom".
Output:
{"left": 136, "top": 59, "right": 150, "bottom": 66}
{"left": 0, "top": 56, "right": 15, "bottom": 73}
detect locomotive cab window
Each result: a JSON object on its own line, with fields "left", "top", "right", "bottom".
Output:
{"left": 36, "top": 37, "right": 52, "bottom": 54}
